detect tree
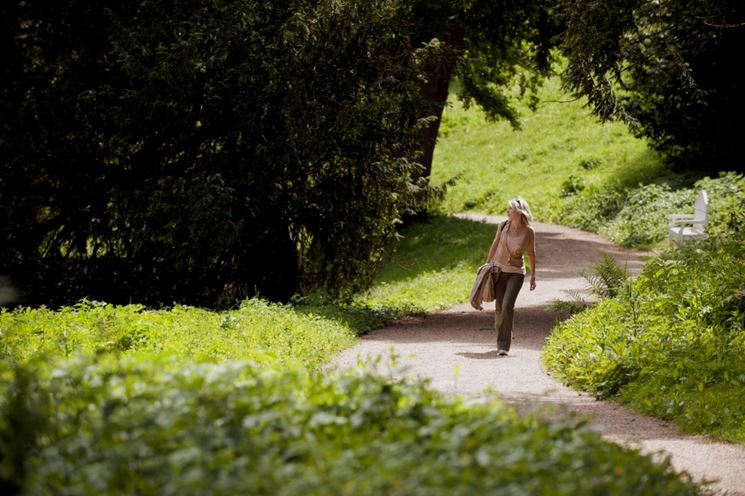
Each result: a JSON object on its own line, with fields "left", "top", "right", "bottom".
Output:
{"left": 558, "top": 0, "right": 745, "bottom": 173}
{"left": 0, "top": 0, "right": 426, "bottom": 307}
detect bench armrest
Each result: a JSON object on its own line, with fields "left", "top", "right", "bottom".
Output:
{"left": 667, "top": 214, "right": 699, "bottom": 228}
{"left": 669, "top": 219, "right": 702, "bottom": 228}
{"left": 666, "top": 214, "right": 695, "bottom": 220}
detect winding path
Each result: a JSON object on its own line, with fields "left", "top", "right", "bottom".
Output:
{"left": 332, "top": 216, "right": 745, "bottom": 496}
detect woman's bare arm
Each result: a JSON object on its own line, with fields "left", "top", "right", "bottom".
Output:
{"left": 486, "top": 223, "right": 504, "bottom": 262}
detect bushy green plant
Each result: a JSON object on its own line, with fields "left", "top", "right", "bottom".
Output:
{"left": 600, "top": 183, "right": 691, "bottom": 247}
{"left": 560, "top": 174, "right": 586, "bottom": 197}
{"left": 543, "top": 235, "right": 745, "bottom": 444}
{"left": 556, "top": 184, "right": 627, "bottom": 232}
{"left": 579, "top": 158, "right": 602, "bottom": 170}
{"left": 558, "top": 172, "right": 745, "bottom": 247}
{"left": 0, "top": 298, "right": 355, "bottom": 370}
{"left": 550, "top": 253, "right": 630, "bottom": 316}
{"left": 584, "top": 253, "right": 629, "bottom": 299}
{"left": 0, "top": 355, "right": 703, "bottom": 495}
{"left": 693, "top": 172, "right": 745, "bottom": 237}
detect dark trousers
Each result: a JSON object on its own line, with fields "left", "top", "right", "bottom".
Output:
{"left": 492, "top": 271, "right": 525, "bottom": 351}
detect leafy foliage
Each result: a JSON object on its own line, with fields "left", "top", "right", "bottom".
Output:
{"left": 558, "top": 0, "right": 745, "bottom": 172}
{"left": 0, "top": 298, "right": 355, "bottom": 371}
{"left": 405, "top": 0, "right": 560, "bottom": 183}
{"left": 560, "top": 174, "right": 586, "bottom": 197}
{"left": 583, "top": 254, "right": 629, "bottom": 300}
{"left": 0, "top": 0, "right": 426, "bottom": 307}
{"left": 543, "top": 234, "right": 745, "bottom": 444}
{"left": 601, "top": 183, "right": 691, "bottom": 247}
{"left": 557, "top": 185, "right": 627, "bottom": 233}
{"left": 436, "top": 0, "right": 558, "bottom": 123}
{"left": 549, "top": 253, "right": 630, "bottom": 317}
{"left": 559, "top": 172, "right": 745, "bottom": 247}
{"left": 0, "top": 355, "right": 702, "bottom": 495}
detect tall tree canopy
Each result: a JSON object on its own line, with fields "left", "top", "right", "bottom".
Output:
{"left": 558, "top": 0, "right": 745, "bottom": 173}
{"left": 0, "top": 0, "right": 427, "bottom": 307}
{"left": 0, "top": 0, "right": 559, "bottom": 308}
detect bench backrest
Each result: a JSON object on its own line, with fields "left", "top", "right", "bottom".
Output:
{"left": 694, "top": 190, "right": 709, "bottom": 225}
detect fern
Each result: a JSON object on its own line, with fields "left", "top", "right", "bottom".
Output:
{"left": 550, "top": 253, "right": 629, "bottom": 315}
{"left": 584, "top": 253, "right": 628, "bottom": 299}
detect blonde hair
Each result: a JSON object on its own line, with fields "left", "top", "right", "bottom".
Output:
{"left": 507, "top": 197, "right": 533, "bottom": 224}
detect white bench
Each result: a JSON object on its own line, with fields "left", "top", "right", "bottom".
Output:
{"left": 667, "top": 190, "right": 709, "bottom": 244}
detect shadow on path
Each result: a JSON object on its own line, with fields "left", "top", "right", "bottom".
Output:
{"left": 358, "top": 304, "right": 565, "bottom": 352}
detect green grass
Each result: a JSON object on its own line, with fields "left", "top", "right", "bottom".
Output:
{"left": 431, "top": 77, "right": 668, "bottom": 221}
{"left": 355, "top": 216, "right": 495, "bottom": 313}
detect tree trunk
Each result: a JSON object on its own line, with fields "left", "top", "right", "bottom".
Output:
{"left": 410, "top": 26, "right": 465, "bottom": 221}
{"left": 418, "top": 64, "right": 454, "bottom": 182}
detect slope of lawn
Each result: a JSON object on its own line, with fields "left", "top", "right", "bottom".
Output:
{"left": 430, "top": 77, "right": 668, "bottom": 221}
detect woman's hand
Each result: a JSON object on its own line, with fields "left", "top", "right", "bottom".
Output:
{"left": 529, "top": 277, "right": 536, "bottom": 291}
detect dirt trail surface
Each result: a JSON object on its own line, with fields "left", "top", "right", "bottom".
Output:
{"left": 331, "top": 216, "right": 745, "bottom": 495}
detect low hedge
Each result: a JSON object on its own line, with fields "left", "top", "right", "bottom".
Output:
{"left": 0, "top": 355, "right": 702, "bottom": 495}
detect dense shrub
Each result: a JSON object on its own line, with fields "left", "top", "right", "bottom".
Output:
{"left": 560, "top": 174, "right": 586, "bottom": 197}
{"left": 0, "top": 0, "right": 425, "bottom": 307}
{"left": 601, "top": 183, "right": 691, "bottom": 247}
{"left": 560, "top": 0, "right": 745, "bottom": 173}
{"left": 558, "top": 185, "right": 627, "bottom": 232}
{"left": 543, "top": 235, "right": 745, "bottom": 443}
{"left": 0, "top": 355, "right": 702, "bottom": 495}
{"left": 694, "top": 173, "right": 745, "bottom": 237}
{"left": 558, "top": 172, "right": 745, "bottom": 247}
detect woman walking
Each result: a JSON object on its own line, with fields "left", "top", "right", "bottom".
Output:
{"left": 485, "top": 197, "right": 536, "bottom": 356}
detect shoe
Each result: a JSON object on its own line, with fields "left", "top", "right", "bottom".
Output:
{"left": 497, "top": 349, "right": 508, "bottom": 356}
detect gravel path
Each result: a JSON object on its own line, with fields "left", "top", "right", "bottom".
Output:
{"left": 331, "top": 216, "right": 745, "bottom": 495}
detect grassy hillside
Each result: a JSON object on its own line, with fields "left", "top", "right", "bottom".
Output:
{"left": 357, "top": 216, "right": 494, "bottom": 313}
{"left": 431, "top": 77, "right": 667, "bottom": 221}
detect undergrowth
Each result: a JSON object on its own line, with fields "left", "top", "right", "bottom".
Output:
{"left": 0, "top": 298, "right": 356, "bottom": 370}
{"left": 558, "top": 172, "right": 745, "bottom": 247}
{"left": 0, "top": 354, "right": 703, "bottom": 495}
{"left": 543, "top": 234, "right": 745, "bottom": 444}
